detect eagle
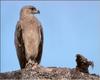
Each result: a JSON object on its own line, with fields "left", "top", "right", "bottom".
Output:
{"left": 14, "top": 5, "right": 43, "bottom": 69}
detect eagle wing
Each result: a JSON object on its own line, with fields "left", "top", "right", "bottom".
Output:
{"left": 14, "top": 21, "right": 27, "bottom": 69}
{"left": 36, "top": 24, "right": 43, "bottom": 64}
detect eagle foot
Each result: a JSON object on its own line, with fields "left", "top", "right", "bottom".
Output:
{"left": 25, "top": 59, "right": 34, "bottom": 69}
{"left": 25, "top": 60, "right": 38, "bottom": 69}
{"left": 32, "top": 63, "right": 38, "bottom": 70}
{"left": 25, "top": 62, "right": 33, "bottom": 69}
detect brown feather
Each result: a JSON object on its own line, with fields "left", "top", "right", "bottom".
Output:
{"left": 15, "top": 21, "right": 27, "bottom": 69}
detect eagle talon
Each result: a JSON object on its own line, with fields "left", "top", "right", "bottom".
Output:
{"left": 32, "top": 63, "right": 38, "bottom": 69}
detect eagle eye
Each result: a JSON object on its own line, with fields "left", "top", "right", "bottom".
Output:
{"left": 30, "top": 7, "right": 36, "bottom": 11}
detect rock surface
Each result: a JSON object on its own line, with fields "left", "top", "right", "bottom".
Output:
{"left": 0, "top": 64, "right": 100, "bottom": 80}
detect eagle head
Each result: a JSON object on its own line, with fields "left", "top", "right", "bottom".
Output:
{"left": 20, "top": 5, "right": 40, "bottom": 16}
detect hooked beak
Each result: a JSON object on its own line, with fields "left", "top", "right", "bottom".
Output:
{"left": 33, "top": 9, "right": 40, "bottom": 14}
{"left": 37, "top": 10, "right": 40, "bottom": 14}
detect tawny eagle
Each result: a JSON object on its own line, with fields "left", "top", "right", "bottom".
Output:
{"left": 15, "top": 5, "right": 43, "bottom": 69}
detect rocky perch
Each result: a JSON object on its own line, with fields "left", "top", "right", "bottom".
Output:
{"left": 0, "top": 65, "right": 100, "bottom": 80}
{"left": 0, "top": 54, "right": 100, "bottom": 79}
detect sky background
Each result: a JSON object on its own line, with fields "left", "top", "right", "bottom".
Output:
{"left": 1, "top": 1, "right": 100, "bottom": 75}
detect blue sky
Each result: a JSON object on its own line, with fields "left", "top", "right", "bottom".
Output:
{"left": 1, "top": 1, "right": 100, "bottom": 75}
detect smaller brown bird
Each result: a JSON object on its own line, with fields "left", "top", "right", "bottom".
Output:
{"left": 76, "top": 54, "right": 94, "bottom": 73}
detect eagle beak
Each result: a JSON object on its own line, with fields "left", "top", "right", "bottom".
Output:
{"left": 37, "top": 10, "right": 40, "bottom": 14}
{"left": 33, "top": 9, "right": 40, "bottom": 14}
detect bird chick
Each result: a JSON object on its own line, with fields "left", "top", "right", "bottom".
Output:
{"left": 76, "top": 54, "right": 94, "bottom": 73}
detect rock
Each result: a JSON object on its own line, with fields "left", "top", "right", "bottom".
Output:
{"left": 0, "top": 64, "right": 100, "bottom": 80}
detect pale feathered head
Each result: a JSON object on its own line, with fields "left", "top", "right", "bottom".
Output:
{"left": 20, "top": 5, "right": 40, "bottom": 16}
